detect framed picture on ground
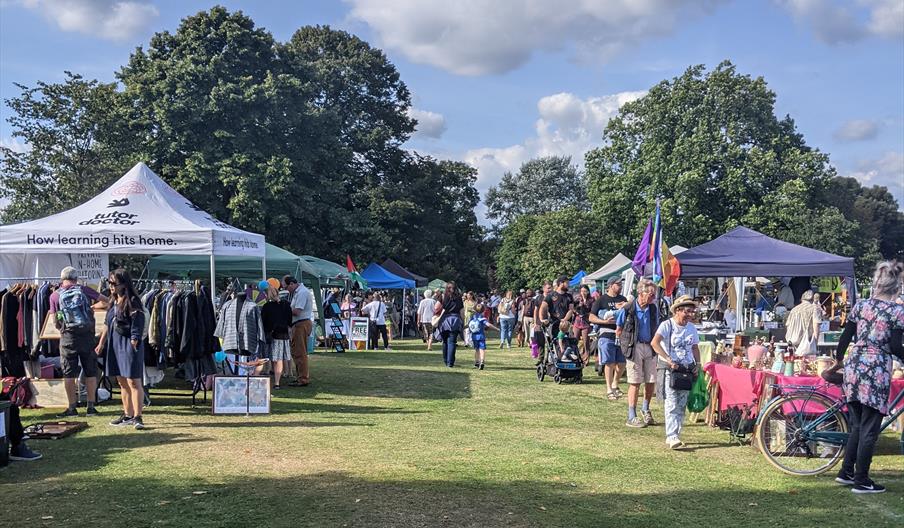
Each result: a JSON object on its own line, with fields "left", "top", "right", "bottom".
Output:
{"left": 212, "top": 375, "right": 271, "bottom": 415}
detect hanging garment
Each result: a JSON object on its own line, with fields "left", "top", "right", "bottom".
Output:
{"left": 215, "top": 296, "right": 265, "bottom": 356}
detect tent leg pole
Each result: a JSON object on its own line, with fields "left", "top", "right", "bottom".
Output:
{"left": 262, "top": 256, "right": 267, "bottom": 281}
{"left": 401, "top": 288, "right": 406, "bottom": 341}
{"left": 209, "top": 255, "right": 217, "bottom": 308}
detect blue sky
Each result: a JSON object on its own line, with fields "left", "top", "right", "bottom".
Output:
{"left": 2, "top": 0, "right": 902, "bottom": 210}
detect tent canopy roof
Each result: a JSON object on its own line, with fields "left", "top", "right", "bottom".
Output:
{"left": 361, "top": 263, "right": 415, "bottom": 289}
{"left": 427, "top": 278, "right": 447, "bottom": 291}
{"left": 301, "top": 255, "right": 350, "bottom": 285}
{"left": 147, "top": 243, "right": 315, "bottom": 281}
{"left": 381, "top": 258, "right": 427, "bottom": 286}
{"left": 0, "top": 162, "right": 265, "bottom": 257}
{"left": 583, "top": 253, "right": 632, "bottom": 284}
{"left": 676, "top": 226, "right": 855, "bottom": 278}
{"left": 569, "top": 270, "right": 586, "bottom": 287}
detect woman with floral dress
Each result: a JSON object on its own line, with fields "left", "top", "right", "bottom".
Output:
{"left": 832, "top": 260, "right": 904, "bottom": 494}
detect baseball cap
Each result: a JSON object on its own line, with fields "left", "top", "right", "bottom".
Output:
{"left": 606, "top": 277, "right": 623, "bottom": 287}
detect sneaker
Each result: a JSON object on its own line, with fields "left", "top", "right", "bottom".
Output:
{"left": 273, "top": 385, "right": 281, "bottom": 391}
{"left": 110, "top": 415, "right": 133, "bottom": 426}
{"left": 835, "top": 472, "right": 855, "bottom": 486}
{"left": 479, "top": 363, "right": 485, "bottom": 370}
{"left": 667, "top": 437, "right": 684, "bottom": 450}
{"left": 625, "top": 417, "right": 647, "bottom": 428}
{"left": 474, "top": 363, "right": 479, "bottom": 369}
{"left": 9, "top": 443, "right": 42, "bottom": 461}
{"left": 642, "top": 410, "right": 656, "bottom": 426}
{"left": 56, "top": 408, "right": 78, "bottom": 418}
{"left": 852, "top": 481, "right": 886, "bottom": 494}
{"left": 132, "top": 416, "right": 146, "bottom": 430}
{"left": 86, "top": 406, "right": 99, "bottom": 416}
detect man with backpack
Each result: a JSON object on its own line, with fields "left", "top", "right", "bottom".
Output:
{"left": 48, "top": 266, "right": 108, "bottom": 417}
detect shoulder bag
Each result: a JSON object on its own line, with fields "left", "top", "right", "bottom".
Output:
{"left": 666, "top": 320, "right": 696, "bottom": 391}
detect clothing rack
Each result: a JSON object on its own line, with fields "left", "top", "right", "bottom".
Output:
{"left": 0, "top": 276, "right": 59, "bottom": 282}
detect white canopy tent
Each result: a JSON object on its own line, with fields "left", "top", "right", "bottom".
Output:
{"left": 0, "top": 162, "right": 266, "bottom": 306}
{"left": 582, "top": 253, "right": 632, "bottom": 286}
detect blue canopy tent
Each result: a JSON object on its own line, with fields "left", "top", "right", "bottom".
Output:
{"left": 360, "top": 263, "right": 416, "bottom": 340}
{"left": 676, "top": 226, "right": 856, "bottom": 330}
{"left": 569, "top": 270, "right": 586, "bottom": 287}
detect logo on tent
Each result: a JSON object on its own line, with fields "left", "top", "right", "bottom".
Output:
{"left": 107, "top": 198, "right": 130, "bottom": 208}
{"left": 79, "top": 211, "right": 141, "bottom": 225}
{"left": 112, "top": 182, "right": 147, "bottom": 196}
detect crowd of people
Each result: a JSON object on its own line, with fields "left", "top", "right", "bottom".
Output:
{"left": 4, "top": 260, "right": 902, "bottom": 496}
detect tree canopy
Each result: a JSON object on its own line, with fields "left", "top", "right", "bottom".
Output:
{"left": 485, "top": 155, "right": 587, "bottom": 232}
{"left": 0, "top": 7, "right": 488, "bottom": 289}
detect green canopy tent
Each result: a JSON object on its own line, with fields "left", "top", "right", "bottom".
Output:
{"left": 427, "top": 278, "right": 447, "bottom": 291}
{"left": 301, "top": 255, "right": 353, "bottom": 287}
{"left": 146, "top": 243, "right": 329, "bottom": 334}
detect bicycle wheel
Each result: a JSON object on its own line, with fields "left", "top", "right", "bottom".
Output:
{"left": 756, "top": 391, "right": 848, "bottom": 476}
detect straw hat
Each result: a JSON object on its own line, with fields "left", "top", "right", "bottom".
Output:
{"left": 670, "top": 295, "right": 697, "bottom": 314}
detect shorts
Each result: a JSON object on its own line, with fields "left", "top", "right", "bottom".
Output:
{"left": 270, "top": 339, "right": 292, "bottom": 361}
{"left": 626, "top": 343, "right": 656, "bottom": 384}
{"left": 420, "top": 323, "right": 434, "bottom": 335}
{"left": 472, "top": 337, "right": 486, "bottom": 350}
{"left": 597, "top": 335, "right": 625, "bottom": 365}
{"left": 60, "top": 329, "right": 97, "bottom": 378}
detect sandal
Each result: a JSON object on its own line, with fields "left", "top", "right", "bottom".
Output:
{"left": 607, "top": 391, "right": 619, "bottom": 401}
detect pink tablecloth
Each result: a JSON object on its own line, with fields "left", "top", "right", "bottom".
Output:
{"left": 703, "top": 362, "right": 904, "bottom": 414}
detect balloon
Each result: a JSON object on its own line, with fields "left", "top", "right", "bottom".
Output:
{"left": 258, "top": 280, "right": 270, "bottom": 292}
{"left": 214, "top": 351, "right": 226, "bottom": 362}
{"left": 267, "top": 277, "right": 280, "bottom": 289}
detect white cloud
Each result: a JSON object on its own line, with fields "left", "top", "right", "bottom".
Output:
{"left": 347, "top": 1, "right": 721, "bottom": 75}
{"left": 462, "top": 91, "right": 646, "bottom": 192}
{"left": 833, "top": 118, "right": 880, "bottom": 141}
{"left": 0, "top": 136, "right": 29, "bottom": 153}
{"left": 407, "top": 108, "right": 447, "bottom": 139}
{"left": 20, "top": 0, "right": 159, "bottom": 42}
{"left": 777, "top": 0, "right": 903, "bottom": 43}
{"left": 846, "top": 151, "right": 904, "bottom": 207}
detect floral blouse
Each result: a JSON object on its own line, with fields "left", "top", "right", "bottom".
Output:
{"left": 842, "top": 298, "right": 904, "bottom": 415}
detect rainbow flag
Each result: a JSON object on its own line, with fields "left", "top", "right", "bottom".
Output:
{"left": 632, "top": 202, "right": 681, "bottom": 296}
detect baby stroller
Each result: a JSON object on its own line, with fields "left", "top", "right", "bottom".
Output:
{"left": 536, "top": 325, "right": 584, "bottom": 384}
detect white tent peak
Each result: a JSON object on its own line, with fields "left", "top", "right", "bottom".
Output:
{"left": 1, "top": 162, "right": 265, "bottom": 257}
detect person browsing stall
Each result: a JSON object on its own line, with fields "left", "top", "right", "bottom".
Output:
{"left": 362, "top": 293, "right": 390, "bottom": 350}
{"left": 283, "top": 275, "right": 312, "bottom": 387}
{"left": 261, "top": 287, "right": 293, "bottom": 390}
{"left": 829, "top": 260, "right": 904, "bottom": 494}
{"left": 616, "top": 279, "right": 661, "bottom": 428}
{"left": 651, "top": 295, "right": 700, "bottom": 449}
{"left": 49, "top": 266, "right": 109, "bottom": 417}
{"left": 98, "top": 269, "right": 147, "bottom": 430}
{"left": 589, "top": 277, "right": 628, "bottom": 400}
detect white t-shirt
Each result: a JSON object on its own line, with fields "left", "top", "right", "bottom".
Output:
{"left": 656, "top": 319, "right": 699, "bottom": 367}
{"left": 498, "top": 299, "right": 515, "bottom": 319}
{"left": 417, "top": 298, "right": 437, "bottom": 323}
{"left": 291, "top": 284, "right": 313, "bottom": 323}
{"left": 363, "top": 301, "right": 387, "bottom": 325}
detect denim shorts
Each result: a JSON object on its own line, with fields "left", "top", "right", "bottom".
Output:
{"left": 597, "top": 335, "right": 626, "bottom": 365}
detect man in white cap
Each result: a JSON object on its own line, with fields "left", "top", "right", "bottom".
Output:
{"left": 48, "top": 266, "right": 108, "bottom": 417}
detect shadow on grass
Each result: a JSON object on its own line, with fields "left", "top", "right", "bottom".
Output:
{"left": 4, "top": 470, "right": 901, "bottom": 528}
{"left": 158, "top": 420, "right": 375, "bottom": 429}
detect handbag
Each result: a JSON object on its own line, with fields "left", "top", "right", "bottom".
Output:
{"left": 666, "top": 320, "right": 696, "bottom": 391}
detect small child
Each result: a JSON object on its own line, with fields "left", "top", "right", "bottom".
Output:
{"left": 469, "top": 304, "right": 498, "bottom": 370}
{"left": 556, "top": 320, "right": 580, "bottom": 362}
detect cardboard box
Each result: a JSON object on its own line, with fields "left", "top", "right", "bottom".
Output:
{"left": 28, "top": 379, "right": 71, "bottom": 408}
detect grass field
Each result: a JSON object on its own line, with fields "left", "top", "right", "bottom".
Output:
{"left": 3, "top": 338, "right": 903, "bottom": 527}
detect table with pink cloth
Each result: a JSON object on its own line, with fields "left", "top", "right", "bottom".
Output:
{"left": 703, "top": 362, "right": 904, "bottom": 417}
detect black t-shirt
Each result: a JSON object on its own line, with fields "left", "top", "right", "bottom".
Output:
{"left": 544, "top": 291, "right": 573, "bottom": 321}
{"left": 442, "top": 296, "right": 464, "bottom": 316}
{"left": 261, "top": 300, "right": 292, "bottom": 340}
{"left": 591, "top": 294, "right": 627, "bottom": 334}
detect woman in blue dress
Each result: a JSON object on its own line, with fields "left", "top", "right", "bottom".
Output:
{"left": 100, "top": 269, "right": 146, "bottom": 430}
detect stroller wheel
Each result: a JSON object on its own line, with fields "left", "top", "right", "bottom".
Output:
{"left": 536, "top": 365, "right": 545, "bottom": 382}
{"left": 554, "top": 374, "right": 562, "bottom": 384}
{"left": 596, "top": 364, "right": 604, "bottom": 376}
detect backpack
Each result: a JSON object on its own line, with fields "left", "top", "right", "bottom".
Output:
{"left": 468, "top": 317, "right": 483, "bottom": 335}
{"left": 58, "top": 286, "right": 92, "bottom": 331}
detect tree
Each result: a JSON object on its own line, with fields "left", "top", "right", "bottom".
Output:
{"left": 494, "top": 214, "right": 538, "bottom": 291}
{"left": 0, "top": 73, "right": 133, "bottom": 223}
{"left": 585, "top": 61, "right": 882, "bottom": 278}
{"left": 824, "top": 177, "right": 903, "bottom": 261}
{"left": 494, "top": 207, "right": 615, "bottom": 290}
{"left": 485, "top": 155, "right": 586, "bottom": 232}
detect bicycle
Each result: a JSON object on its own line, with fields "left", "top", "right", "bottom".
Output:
{"left": 755, "top": 382, "right": 904, "bottom": 476}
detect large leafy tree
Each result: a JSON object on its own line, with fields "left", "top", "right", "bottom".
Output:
{"left": 494, "top": 207, "right": 615, "bottom": 290}
{"left": 0, "top": 73, "right": 134, "bottom": 222}
{"left": 485, "top": 155, "right": 586, "bottom": 232}
{"left": 585, "top": 61, "right": 882, "bottom": 277}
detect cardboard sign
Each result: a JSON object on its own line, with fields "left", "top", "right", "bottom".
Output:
{"left": 349, "top": 317, "right": 370, "bottom": 348}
